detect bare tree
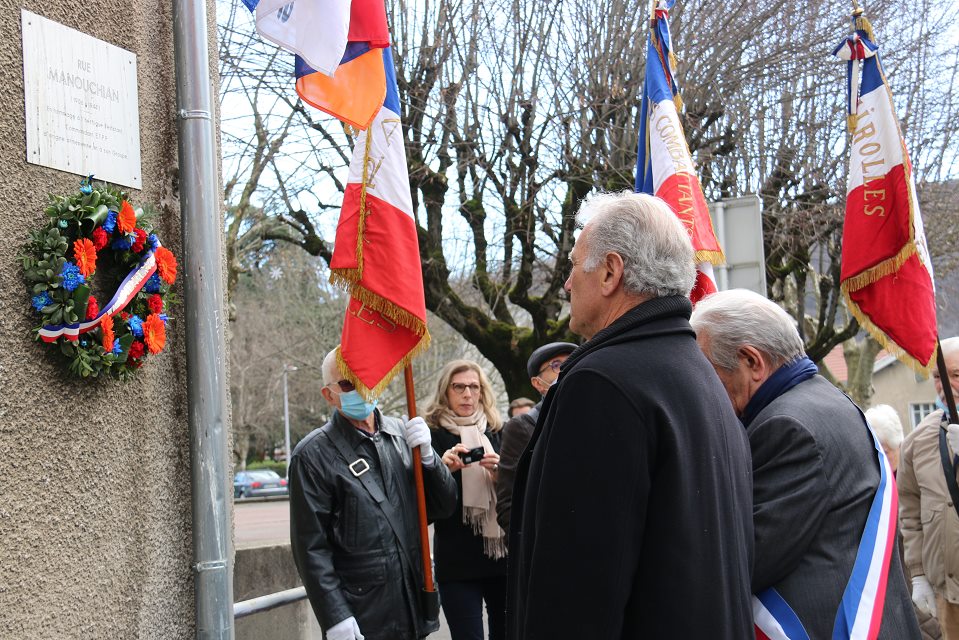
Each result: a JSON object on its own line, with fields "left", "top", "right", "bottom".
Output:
{"left": 218, "top": 0, "right": 959, "bottom": 400}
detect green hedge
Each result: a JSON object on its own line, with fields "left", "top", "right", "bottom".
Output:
{"left": 245, "top": 460, "right": 287, "bottom": 476}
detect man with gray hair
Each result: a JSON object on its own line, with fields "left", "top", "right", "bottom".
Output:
{"left": 505, "top": 192, "right": 754, "bottom": 639}
{"left": 289, "top": 348, "right": 457, "bottom": 640}
{"left": 691, "top": 289, "right": 919, "bottom": 638}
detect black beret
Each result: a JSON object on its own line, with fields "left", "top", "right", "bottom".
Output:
{"left": 527, "top": 342, "right": 579, "bottom": 378}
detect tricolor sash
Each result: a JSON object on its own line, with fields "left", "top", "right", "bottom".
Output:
{"left": 38, "top": 244, "right": 159, "bottom": 343}
{"left": 753, "top": 425, "right": 897, "bottom": 639}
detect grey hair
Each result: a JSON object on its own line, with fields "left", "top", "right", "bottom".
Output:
{"left": 689, "top": 289, "right": 805, "bottom": 371}
{"left": 321, "top": 348, "right": 341, "bottom": 386}
{"left": 941, "top": 337, "right": 959, "bottom": 358}
{"left": 576, "top": 191, "right": 695, "bottom": 298}
{"left": 864, "top": 404, "right": 904, "bottom": 451}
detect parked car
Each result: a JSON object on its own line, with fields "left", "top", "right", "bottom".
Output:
{"left": 234, "top": 470, "right": 288, "bottom": 499}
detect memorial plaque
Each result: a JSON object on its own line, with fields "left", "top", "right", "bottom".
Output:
{"left": 22, "top": 10, "right": 142, "bottom": 188}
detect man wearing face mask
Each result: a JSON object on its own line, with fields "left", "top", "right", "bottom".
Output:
{"left": 494, "top": 342, "right": 577, "bottom": 534}
{"left": 289, "top": 347, "right": 458, "bottom": 640}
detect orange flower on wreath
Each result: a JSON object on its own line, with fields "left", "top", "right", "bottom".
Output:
{"left": 143, "top": 313, "right": 166, "bottom": 354}
{"left": 154, "top": 246, "right": 177, "bottom": 284}
{"left": 100, "top": 314, "right": 115, "bottom": 353}
{"left": 117, "top": 201, "right": 137, "bottom": 234}
{"left": 73, "top": 238, "right": 97, "bottom": 277}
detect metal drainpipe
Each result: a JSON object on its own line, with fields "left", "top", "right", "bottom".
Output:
{"left": 172, "top": 1, "right": 234, "bottom": 638}
{"left": 714, "top": 199, "right": 729, "bottom": 291}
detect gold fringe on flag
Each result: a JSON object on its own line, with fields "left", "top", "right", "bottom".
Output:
{"left": 842, "top": 289, "right": 936, "bottom": 376}
{"left": 695, "top": 249, "right": 726, "bottom": 266}
{"left": 336, "top": 329, "right": 432, "bottom": 400}
{"left": 840, "top": 243, "right": 916, "bottom": 294}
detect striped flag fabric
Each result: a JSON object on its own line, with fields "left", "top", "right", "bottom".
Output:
{"left": 330, "top": 47, "right": 430, "bottom": 397}
{"left": 243, "top": 0, "right": 389, "bottom": 129}
{"left": 833, "top": 15, "right": 938, "bottom": 373}
{"left": 635, "top": 0, "right": 725, "bottom": 302}
{"left": 250, "top": 0, "right": 351, "bottom": 76}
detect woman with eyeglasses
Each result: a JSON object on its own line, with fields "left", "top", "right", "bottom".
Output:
{"left": 423, "top": 360, "right": 507, "bottom": 640}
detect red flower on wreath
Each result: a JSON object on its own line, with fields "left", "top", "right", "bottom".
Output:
{"left": 100, "top": 314, "right": 115, "bottom": 353}
{"left": 92, "top": 227, "right": 109, "bottom": 251}
{"left": 132, "top": 228, "right": 147, "bottom": 253}
{"left": 148, "top": 294, "right": 163, "bottom": 314}
{"left": 86, "top": 296, "right": 99, "bottom": 320}
{"left": 118, "top": 201, "right": 137, "bottom": 234}
{"left": 143, "top": 314, "right": 166, "bottom": 354}
{"left": 129, "top": 340, "right": 146, "bottom": 360}
{"left": 73, "top": 238, "right": 97, "bottom": 277}
{"left": 154, "top": 246, "right": 177, "bottom": 284}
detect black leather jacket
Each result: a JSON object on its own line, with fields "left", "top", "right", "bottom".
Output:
{"left": 289, "top": 411, "right": 457, "bottom": 640}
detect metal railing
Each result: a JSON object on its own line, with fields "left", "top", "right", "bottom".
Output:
{"left": 234, "top": 587, "right": 308, "bottom": 619}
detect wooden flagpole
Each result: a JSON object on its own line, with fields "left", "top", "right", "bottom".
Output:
{"left": 405, "top": 363, "right": 439, "bottom": 618}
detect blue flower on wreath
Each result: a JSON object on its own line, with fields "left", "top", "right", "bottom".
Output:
{"left": 103, "top": 210, "right": 118, "bottom": 233}
{"left": 128, "top": 314, "right": 144, "bottom": 339}
{"left": 148, "top": 234, "right": 159, "bottom": 250}
{"left": 60, "top": 262, "right": 85, "bottom": 292}
{"left": 111, "top": 339, "right": 122, "bottom": 355}
{"left": 31, "top": 291, "right": 53, "bottom": 311}
{"left": 159, "top": 314, "right": 169, "bottom": 323}
{"left": 144, "top": 273, "right": 163, "bottom": 294}
{"left": 112, "top": 235, "right": 133, "bottom": 251}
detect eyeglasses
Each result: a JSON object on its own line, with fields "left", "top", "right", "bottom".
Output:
{"left": 449, "top": 383, "right": 481, "bottom": 395}
{"left": 538, "top": 359, "right": 564, "bottom": 375}
{"left": 331, "top": 379, "right": 355, "bottom": 392}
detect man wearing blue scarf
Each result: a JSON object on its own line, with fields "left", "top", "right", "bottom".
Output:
{"left": 691, "top": 289, "right": 920, "bottom": 639}
{"left": 900, "top": 336, "right": 959, "bottom": 638}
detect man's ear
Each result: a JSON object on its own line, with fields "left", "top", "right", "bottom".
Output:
{"left": 600, "top": 252, "right": 625, "bottom": 295}
{"left": 739, "top": 345, "right": 768, "bottom": 380}
{"left": 531, "top": 376, "right": 548, "bottom": 395}
{"left": 321, "top": 386, "right": 335, "bottom": 405}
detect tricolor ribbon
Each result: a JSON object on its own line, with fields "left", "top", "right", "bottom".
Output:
{"left": 752, "top": 423, "right": 896, "bottom": 639}
{"left": 38, "top": 243, "right": 160, "bottom": 343}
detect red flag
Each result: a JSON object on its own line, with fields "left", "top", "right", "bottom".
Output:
{"left": 330, "top": 49, "right": 430, "bottom": 398}
{"left": 834, "top": 23, "right": 937, "bottom": 373}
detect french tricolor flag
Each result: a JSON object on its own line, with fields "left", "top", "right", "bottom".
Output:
{"left": 635, "top": 0, "right": 724, "bottom": 302}
{"left": 330, "top": 47, "right": 431, "bottom": 397}
{"left": 834, "top": 22, "right": 937, "bottom": 373}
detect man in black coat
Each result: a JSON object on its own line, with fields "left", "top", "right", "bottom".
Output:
{"left": 289, "top": 348, "right": 457, "bottom": 640}
{"left": 505, "top": 192, "right": 754, "bottom": 639}
{"left": 495, "top": 341, "right": 577, "bottom": 534}
{"left": 691, "top": 289, "right": 921, "bottom": 639}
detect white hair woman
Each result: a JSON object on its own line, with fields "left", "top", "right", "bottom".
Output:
{"left": 865, "top": 404, "right": 905, "bottom": 473}
{"left": 423, "top": 359, "right": 506, "bottom": 640}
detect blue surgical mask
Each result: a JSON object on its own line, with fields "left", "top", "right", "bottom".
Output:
{"left": 338, "top": 390, "right": 378, "bottom": 420}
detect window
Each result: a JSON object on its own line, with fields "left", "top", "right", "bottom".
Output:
{"left": 910, "top": 402, "right": 938, "bottom": 428}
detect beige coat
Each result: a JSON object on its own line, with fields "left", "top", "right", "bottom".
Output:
{"left": 899, "top": 408, "right": 959, "bottom": 603}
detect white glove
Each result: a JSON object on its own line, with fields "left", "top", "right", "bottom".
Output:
{"left": 912, "top": 575, "right": 938, "bottom": 617}
{"left": 947, "top": 424, "right": 959, "bottom": 456}
{"left": 404, "top": 417, "right": 435, "bottom": 466}
{"left": 327, "top": 616, "right": 364, "bottom": 640}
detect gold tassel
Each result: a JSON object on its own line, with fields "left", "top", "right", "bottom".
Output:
{"left": 854, "top": 13, "right": 875, "bottom": 42}
{"left": 337, "top": 331, "right": 432, "bottom": 401}
{"left": 847, "top": 113, "right": 859, "bottom": 134}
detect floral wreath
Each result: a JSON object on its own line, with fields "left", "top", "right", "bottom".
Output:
{"left": 21, "top": 178, "right": 178, "bottom": 378}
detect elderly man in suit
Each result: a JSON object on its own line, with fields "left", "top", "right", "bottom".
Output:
{"left": 691, "top": 289, "right": 919, "bottom": 638}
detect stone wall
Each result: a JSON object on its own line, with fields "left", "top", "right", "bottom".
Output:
{"left": 0, "top": 2, "right": 224, "bottom": 637}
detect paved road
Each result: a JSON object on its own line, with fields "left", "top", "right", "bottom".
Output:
{"left": 234, "top": 499, "right": 477, "bottom": 639}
